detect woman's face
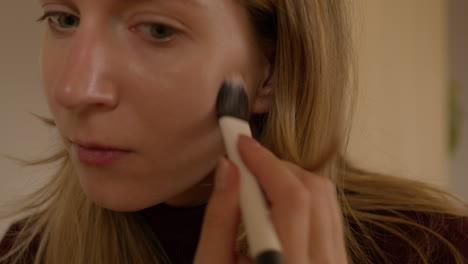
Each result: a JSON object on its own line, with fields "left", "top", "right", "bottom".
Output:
{"left": 39, "top": 0, "right": 271, "bottom": 211}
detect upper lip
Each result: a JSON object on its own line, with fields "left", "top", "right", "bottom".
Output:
{"left": 71, "top": 139, "right": 130, "bottom": 152}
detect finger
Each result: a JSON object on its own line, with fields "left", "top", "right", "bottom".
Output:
{"left": 237, "top": 135, "right": 310, "bottom": 264}
{"left": 194, "top": 157, "right": 241, "bottom": 264}
{"left": 282, "top": 160, "right": 308, "bottom": 178}
{"left": 237, "top": 135, "right": 306, "bottom": 206}
{"left": 300, "top": 175, "right": 346, "bottom": 262}
{"left": 273, "top": 158, "right": 348, "bottom": 262}
{"left": 235, "top": 252, "right": 254, "bottom": 264}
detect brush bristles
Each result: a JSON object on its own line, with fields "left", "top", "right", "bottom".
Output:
{"left": 216, "top": 76, "right": 249, "bottom": 121}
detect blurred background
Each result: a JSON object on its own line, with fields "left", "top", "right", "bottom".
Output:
{"left": 1, "top": 1, "right": 467, "bottom": 236}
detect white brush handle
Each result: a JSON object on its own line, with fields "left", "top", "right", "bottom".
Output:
{"left": 219, "top": 116, "right": 282, "bottom": 258}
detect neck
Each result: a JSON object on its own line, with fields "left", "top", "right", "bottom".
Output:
{"left": 164, "top": 171, "right": 215, "bottom": 207}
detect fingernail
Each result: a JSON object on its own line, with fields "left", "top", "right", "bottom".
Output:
{"left": 215, "top": 157, "right": 230, "bottom": 192}
{"left": 239, "top": 135, "right": 261, "bottom": 148}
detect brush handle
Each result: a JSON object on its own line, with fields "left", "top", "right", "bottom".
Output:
{"left": 219, "top": 116, "right": 284, "bottom": 264}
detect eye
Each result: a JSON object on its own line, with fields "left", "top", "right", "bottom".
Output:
{"left": 138, "top": 23, "right": 177, "bottom": 42}
{"left": 37, "top": 12, "right": 80, "bottom": 29}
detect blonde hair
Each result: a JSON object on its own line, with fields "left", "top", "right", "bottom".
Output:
{"left": 1, "top": 0, "right": 467, "bottom": 263}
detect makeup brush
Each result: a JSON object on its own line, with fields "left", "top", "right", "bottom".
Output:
{"left": 216, "top": 74, "right": 284, "bottom": 264}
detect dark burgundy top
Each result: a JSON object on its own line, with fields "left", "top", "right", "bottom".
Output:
{"left": 1, "top": 203, "right": 467, "bottom": 264}
{"left": 139, "top": 202, "right": 208, "bottom": 264}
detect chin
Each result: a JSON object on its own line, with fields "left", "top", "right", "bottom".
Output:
{"left": 90, "top": 197, "right": 152, "bottom": 213}
{"left": 77, "top": 176, "right": 167, "bottom": 213}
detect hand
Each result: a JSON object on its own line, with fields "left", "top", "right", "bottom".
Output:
{"left": 194, "top": 135, "right": 348, "bottom": 264}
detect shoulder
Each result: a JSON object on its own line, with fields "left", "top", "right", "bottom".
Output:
{"left": 432, "top": 213, "right": 468, "bottom": 260}
{"left": 0, "top": 218, "right": 39, "bottom": 263}
{"left": 381, "top": 211, "right": 468, "bottom": 263}
{"left": 1, "top": 220, "right": 25, "bottom": 255}
{"left": 420, "top": 212, "right": 467, "bottom": 263}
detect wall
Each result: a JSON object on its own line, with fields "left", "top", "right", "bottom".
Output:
{"left": 0, "top": 2, "right": 55, "bottom": 236}
{"left": 348, "top": 0, "right": 449, "bottom": 189}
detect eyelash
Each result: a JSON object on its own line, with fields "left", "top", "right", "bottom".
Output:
{"left": 36, "top": 12, "right": 179, "bottom": 43}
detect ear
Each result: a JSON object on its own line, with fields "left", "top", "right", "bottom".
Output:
{"left": 251, "top": 54, "right": 274, "bottom": 114}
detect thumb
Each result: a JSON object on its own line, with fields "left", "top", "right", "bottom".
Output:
{"left": 194, "top": 157, "right": 241, "bottom": 264}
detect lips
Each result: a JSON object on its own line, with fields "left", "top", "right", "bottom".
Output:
{"left": 71, "top": 139, "right": 132, "bottom": 166}
{"left": 72, "top": 139, "right": 130, "bottom": 152}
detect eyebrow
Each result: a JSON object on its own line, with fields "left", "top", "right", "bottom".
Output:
{"left": 39, "top": 0, "right": 206, "bottom": 9}
{"left": 123, "top": 0, "right": 206, "bottom": 8}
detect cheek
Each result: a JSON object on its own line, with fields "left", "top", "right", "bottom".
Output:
{"left": 40, "top": 36, "right": 67, "bottom": 115}
{"left": 129, "top": 44, "right": 223, "bottom": 137}
{"left": 121, "top": 44, "right": 226, "bottom": 164}
{"left": 126, "top": 43, "right": 226, "bottom": 128}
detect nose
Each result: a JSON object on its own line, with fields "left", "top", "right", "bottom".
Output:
{"left": 54, "top": 27, "right": 119, "bottom": 112}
